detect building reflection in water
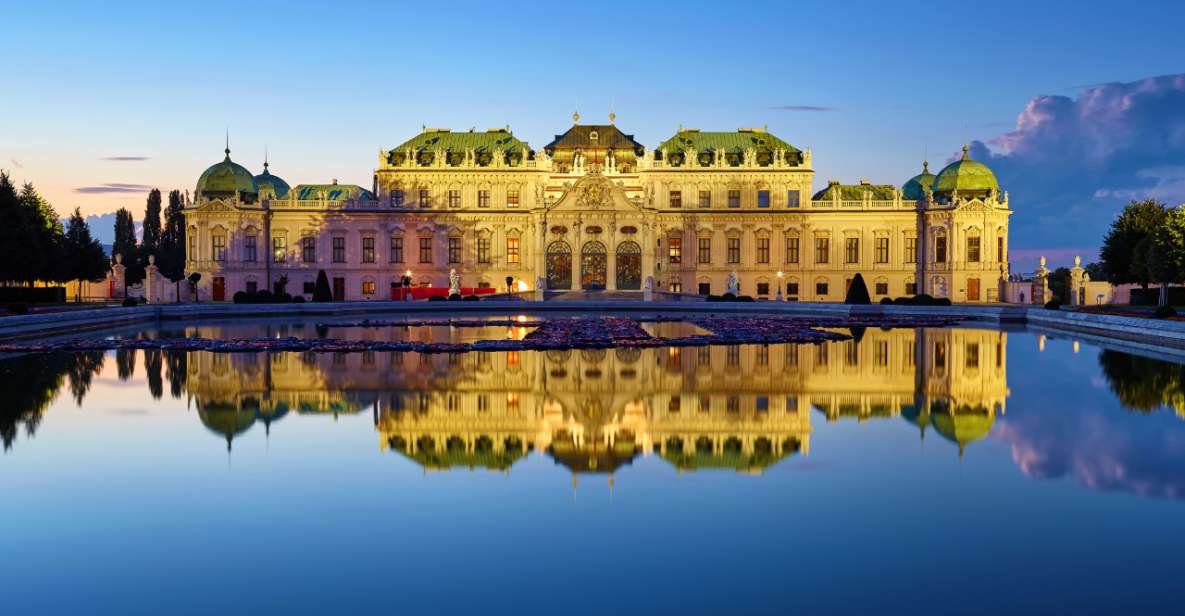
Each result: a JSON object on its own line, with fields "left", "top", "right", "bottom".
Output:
{"left": 183, "top": 327, "right": 1012, "bottom": 470}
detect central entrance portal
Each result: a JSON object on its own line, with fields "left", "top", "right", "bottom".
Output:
{"left": 581, "top": 241, "right": 607, "bottom": 290}
{"left": 615, "top": 241, "right": 641, "bottom": 290}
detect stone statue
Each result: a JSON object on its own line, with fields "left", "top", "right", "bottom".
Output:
{"left": 449, "top": 269, "right": 461, "bottom": 296}
{"left": 726, "top": 271, "right": 740, "bottom": 295}
{"left": 1074, "top": 255, "right": 1082, "bottom": 267}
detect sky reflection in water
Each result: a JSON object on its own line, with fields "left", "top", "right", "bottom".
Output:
{"left": 1, "top": 322, "right": 1183, "bottom": 614}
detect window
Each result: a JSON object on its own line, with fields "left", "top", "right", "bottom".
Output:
{"left": 361, "top": 280, "right": 376, "bottom": 295}
{"left": 445, "top": 189, "right": 460, "bottom": 209}
{"left": 698, "top": 190, "right": 711, "bottom": 208}
{"left": 816, "top": 281, "right": 829, "bottom": 296}
{"left": 787, "top": 190, "right": 800, "bottom": 208}
{"left": 212, "top": 234, "right": 226, "bottom": 261}
{"left": 188, "top": 235, "right": 197, "bottom": 260}
{"left": 698, "top": 238, "right": 711, "bottom": 264}
{"left": 756, "top": 190, "right": 770, "bottom": 208}
{"left": 727, "top": 238, "right": 740, "bottom": 264}
{"left": 419, "top": 237, "right": 433, "bottom": 263}
{"left": 332, "top": 237, "right": 346, "bottom": 263}
{"left": 507, "top": 238, "right": 520, "bottom": 265}
{"left": 389, "top": 237, "right": 403, "bottom": 263}
{"left": 845, "top": 238, "right": 860, "bottom": 264}
{"left": 419, "top": 189, "right": 430, "bottom": 208}
{"left": 966, "top": 343, "right": 980, "bottom": 369}
{"left": 936, "top": 236, "right": 947, "bottom": 263}
{"left": 448, "top": 237, "right": 462, "bottom": 264}
{"left": 967, "top": 236, "right": 981, "bottom": 262}
{"left": 905, "top": 237, "right": 917, "bottom": 263}
{"left": 815, "top": 237, "right": 829, "bottom": 264}
{"left": 669, "top": 281, "right": 682, "bottom": 293}
{"left": 668, "top": 238, "right": 682, "bottom": 264}
{"left": 477, "top": 189, "right": 490, "bottom": 208}
{"left": 757, "top": 237, "right": 770, "bottom": 263}
{"left": 786, "top": 237, "right": 800, "bottom": 264}
{"left": 301, "top": 237, "right": 316, "bottom": 263}
{"left": 244, "top": 235, "right": 257, "bottom": 262}
{"left": 997, "top": 236, "right": 1005, "bottom": 262}
{"left": 787, "top": 282, "right": 799, "bottom": 296}
{"left": 757, "top": 282, "right": 770, "bottom": 296}
{"left": 669, "top": 396, "right": 681, "bottom": 413}
{"left": 272, "top": 236, "right": 286, "bottom": 263}
{"left": 477, "top": 238, "right": 491, "bottom": 264}
{"left": 698, "top": 282, "right": 711, "bottom": 296}
{"left": 728, "top": 189, "right": 741, "bottom": 208}
{"left": 875, "top": 237, "right": 889, "bottom": 263}
{"left": 362, "top": 237, "right": 375, "bottom": 263}
{"left": 392, "top": 190, "right": 404, "bottom": 207}
{"left": 905, "top": 281, "right": 918, "bottom": 295}
{"left": 875, "top": 281, "right": 889, "bottom": 295}
{"left": 669, "top": 190, "right": 682, "bottom": 208}
{"left": 506, "top": 189, "right": 520, "bottom": 207}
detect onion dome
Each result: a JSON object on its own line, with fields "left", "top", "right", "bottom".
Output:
{"left": 253, "top": 159, "right": 290, "bottom": 200}
{"left": 901, "top": 161, "right": 937, "bottom": 200}
{"left": 932, "top": 145, "right": 998, "bottom": 198}
{"left": 197, "top": 401, "right": 257, "bottom": 451}
{"left": 195, "top": 146, "right": 258, "bottom": 203}
{"left": 931, "top": 406, "right": 995, "bottom": 457}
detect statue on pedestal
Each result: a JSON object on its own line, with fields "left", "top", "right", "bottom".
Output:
{"left": 449, "top": 269, "right": 461, "bottom": 296}
{"left": 726, "top": 271, "right": 740, "bottom": 296}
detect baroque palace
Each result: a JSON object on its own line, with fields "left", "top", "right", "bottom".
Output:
{"left": 185, "top": 114, "right": 1012, "bottom": 302}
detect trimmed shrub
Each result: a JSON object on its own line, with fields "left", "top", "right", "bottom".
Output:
{"left": 737, "top": 295, "right": 755, "bottom": 302}
{"left": 462, "top": 295, "right": 480, "bottom": 301}
{"left": 292, "top": 295, "right": 306, "bottom": 303}
{"left": 0, "top": 287, "right": 66, "bottom": 303}
{"left": 1044, "top": 300, "right": 1061, "bottom": 310}
{"left": 428, "top": 295, "right": 446, "bottom": 302}
{"left": 448, "top": 293, "right": 462, "bottom": 301}
{"left": 1154, "top": 305, "right": 1177, "bottom": 319}
{"left": 313, "top": 270, "right": 333, "bottom": 302}
{"left": 935, "top": 297, "right": 952, "bottom": 306}
{"left": 721, "top": 292, "right": 736, "bottom": 301}
{"left": 275, "top": 292, "right": 292, "bottom": 304}
{"left": 256, "top": 290, "right": 273, "bottom": 303}
{"left": 844, "top": 273, "right": 871, "bottom": 305}
{"left": 879, "top": 297, "right": 894, "bottom": 305}
{"left": 232, "top": 291, "right": 247, "bottom": 304}
{"left": 122, "top": 297, "right": 139, "bottom": 307}
{"left": 6, "top": 303, "right": 29, "bottom": 315}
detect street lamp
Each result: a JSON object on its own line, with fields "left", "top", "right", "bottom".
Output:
{"left": 776, "top": 270, "right": 784, "bottom": 301}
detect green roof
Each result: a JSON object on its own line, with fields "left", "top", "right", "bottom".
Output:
{"left": 812, "top": 181, "right": 898, "bottom": 201}
{"left": 933, "top": 145, "right": 999, "bottom": 196}
{"left": 931, "top": 408, "right": 995, "bottom": 455}
{"left": 291, "top": 183, "right": 375, "bottom": 201}
{"left": 901, "top": 161, "right": 936, "bottom": 200}
{"left": 655, "top": 128, "right": 802, "bottom": 166}
{"left": 254, "top": 163, "right": 290, "bottom": 199}
{"left": 388, "top": 128, "right": 532, "bottom": 166}
{"left": 196, "top": 149, "right": 257, "bottom": 200}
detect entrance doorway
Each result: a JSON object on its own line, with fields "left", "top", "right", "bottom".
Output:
{"left": 212, "top": 277, "right": 225, "bottom": 301}
{"left": 333, "top": 277, "right": 345, "bottom": 301}
{"left": 967, "top": 278, "right": 980, "bottom": 301}
{"left": 581, "top": 241, "right": 607, "bottom": 290}
{"left": 615, "top": 241, "right": 641, "bottom": 290}
{"left": 546, "top": 241, "right": 572, "bottom": 290}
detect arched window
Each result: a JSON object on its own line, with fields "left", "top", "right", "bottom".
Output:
{"left": 615, "top": 241, "right": 642, "bottom": 290}
{"left": 546, "top": 241, "right": 572, "bottom": 290}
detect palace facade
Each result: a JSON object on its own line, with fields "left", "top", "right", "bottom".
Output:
{"left": 184, "top": 115, "right": 1012, "bottom": 302}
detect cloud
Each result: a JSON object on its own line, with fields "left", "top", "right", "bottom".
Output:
{"left": 969, "top": 73, "right": 1185, "bottom": 258}
{"left": 769, "top": 105, "right": 838, "bottom": 112}
{"left": 100, "top": 156, "right": 150, "bottom": 161}
{"left": 74, "top": 183, "right": 154, "bottom": 194}
{"left": 9, "top": 158, "right": 22, "bottom": 169}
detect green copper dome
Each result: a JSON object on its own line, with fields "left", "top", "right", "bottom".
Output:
{"left": 932, "top": 145, "right": 998, "bottom": 198}
{"left": 931, "top": 406, "right": 995, "bottom": 456}
{"left": 196, "top": 147, "right": 258, "bottom": 202}
{"left": 901, "top": 161, "right": 937, "bottom": 200}
{"left": 254, "top": 161, "right": 290, "bottom": 199}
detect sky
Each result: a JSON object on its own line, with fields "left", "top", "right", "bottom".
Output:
{"left": 3, "top": 0, "right": 1184, "bottom": 270}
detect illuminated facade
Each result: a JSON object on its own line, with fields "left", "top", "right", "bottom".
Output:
{"left": 184, "top": 327, "right": 1011, "bottom": 469}
{"left": 184, "top": 116, "right": 1012, "bottom": 302}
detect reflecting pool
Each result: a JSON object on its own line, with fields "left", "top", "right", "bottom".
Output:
{"left": 2, "top": 319, "right": 1184, "bottom": 614}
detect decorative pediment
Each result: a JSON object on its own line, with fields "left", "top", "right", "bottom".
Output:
{"left": 954, "top": 199, "right": 993, "bottom": 213}
{"left": 192, "top": 199, "right": 240, "bottom": 213}
{"left": 548, "top": 173, "right": 643, "bottom": 214}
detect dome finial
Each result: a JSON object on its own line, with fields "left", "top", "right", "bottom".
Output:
{"left": 573, "top": 110, "right": 580, "bottom": 124}
{"left": 224, "top": 129, "right": 231, "bottom": 160}
{"left": 923, "top": 160, "right": 929, "bottom": 173}
{"left": 961, "top": 144, "right": 970, "bottom": 160}
{"left": 609, "top": 110, "right": 616, "bottom": 124}
{"left": 263, "top": 146, "right": 269, "bottom": 171}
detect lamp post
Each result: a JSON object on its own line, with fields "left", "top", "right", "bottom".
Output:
{"left": 776, "top": 270, "right": 784, "bottom": 301}
{"left": 403, "top": 270, "right": 413, "bottom": 301}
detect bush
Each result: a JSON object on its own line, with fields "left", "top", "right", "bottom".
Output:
{"left": 0, "top": 287, "right": 66, "bottom": 303}
{"left": 844, "top": 273, "right": 871, "bottom": 305}
{"left": 122, "top": 297, "right": 139, "bottom": 307}
{"left": 292, "top": 295, "right": 306, "bottom": 303}
{"left": 722, "top": 292, "right": 736, "bottom": 301}
{"left": 737, "top": 295, "right": 755, "bottom": 302}
{"left": 232, "top": 291, "right": 247, "bottom": 304}
{"left": 462, "top": 295, "right": 480, "bottom": 301}
{"left": 428, "top": 295, "right": 445, "bottom": 302}
{"left": 256, "top": 289, "right": 273, "bottom": 303}
{"left": 879, "top": 297, "right": 894, "bottom": 305}
{"left": 313, "top": 270, "right": 333, "bottom": 302}
{"left": 275, "top": 292, "right": 292, "bottom": 304}
{"left": 1154, "top": 305, "right": 1177, "bottom": 319}
{"left": 448, "top": 293, "right": 462, "bottom": 301}
{"left": 935, "top": 297, "right": 952, "bottom": 306}
{"left": 6, "top": 302, "right": 29, "bottom": 315}
{"left": 1044, "top": 300, "right": 1061, "bottom": 310}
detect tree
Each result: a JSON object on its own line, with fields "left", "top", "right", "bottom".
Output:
{"left": 1047, "top": 267, "right": 1071, "bottom": 303}
{"left": 63, "top": 208, "right": 109, "bottom": 301}
{"left": 1085, "top": 261, "right": 1108, "bottom": 282}
{"left": 17, "top": 182, "right": 65, "bottom": 285}
{"left": 1100, "top": 199, "right": 1168, "bottom": 285}
{"left": 313, "top": 270, "right": 333, "bottom": 302}
{"left": 158, "top": 190, "right": 187, "bottom": 300}
{"left": 142, "top": 189, "right": 162, "bottom": 260}
{"left": 0, "top": 172, "right": 22, "bottom": 284}
{"left": 113, "top": 208, "right": 142, "bottom": 286}
{"left": 844, "top": 273, "right": 871, "bottom": 304}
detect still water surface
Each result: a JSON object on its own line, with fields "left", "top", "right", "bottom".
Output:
{"left": 1, "top": 320, "right": 1183, "bottom": 614}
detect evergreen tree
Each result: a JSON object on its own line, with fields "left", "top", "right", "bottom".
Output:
{"left": 314, "top": 270, "right": 333, "bottom": 302}
{"left": 159, "top": 190, "right": 186, "bottom": 284}
{"left": 142, "top": 189, "right": 162, "bottom": 260}
{"left": 0, "top": 171, "right": 24, "bottom": 284}
{"left": 844, "top": 273, "right": 871, "bottom": 304}
{"left": 112, "top": 207, "right": 142, "bottom": 286}
{"left": 63, "top": 208, "right": 108, "bottom": 300}
{"left": 17, "top": 182, "right": 64, "bottom": 285}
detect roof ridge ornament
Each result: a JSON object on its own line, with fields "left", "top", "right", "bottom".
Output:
{"left": 573, "top": 110, "right": 580, "bottom": 124}
{"left": 961, "top": 144, "right": 970, "bottom": 160}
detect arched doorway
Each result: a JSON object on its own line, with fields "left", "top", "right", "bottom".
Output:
{"left": 581, "top": 241, "right": 607, "bottom": 290}
{"left": 546, "top": 241, "right": 572, "bottom": 289}
{"left": 615, "top": 241, "right": 641, "bottom": 290}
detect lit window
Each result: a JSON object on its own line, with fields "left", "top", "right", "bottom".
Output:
{"left": 361, "top": 280, "right": 376, "bottom": 295}
{"left": 668, "top": 238, "right": 682, "bottom": 264}
{"left": 507, "top": 189, "right": 520, "bottom": 207}
{"left": 272, "top": 236, "right": 286, "bottom": 263}
{"left": 506, "top": 238, "right": 520, "bottom": 265}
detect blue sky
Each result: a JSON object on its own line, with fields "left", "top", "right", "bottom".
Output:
{"left": 3, "top": 0, "right": 1184, "bottom": 269}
